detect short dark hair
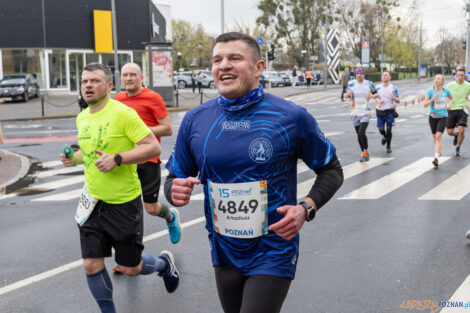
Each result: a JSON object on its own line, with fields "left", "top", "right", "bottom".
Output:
{"left": 213, "top": 32, "right": 261, "bottom": 62}
{"left": 457, "top": 67, "right": 466, "bottom": 73}
{"left": 83, "top": 63, "right": 113, "bottom": 83}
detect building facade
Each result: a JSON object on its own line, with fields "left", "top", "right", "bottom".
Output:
{"left": 0, "top": 0, "right": 168, "bottom": 93}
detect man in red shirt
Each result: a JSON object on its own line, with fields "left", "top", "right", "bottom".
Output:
{"left": 115, "top": 63, "right": 182, "bottom": 246}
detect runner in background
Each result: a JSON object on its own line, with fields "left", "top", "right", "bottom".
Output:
{"left": 423, "top": 74, "right": 453, "bottom": 167}
{"left": 344, "top": 67, "right": 377, "bottom": 162}
{"left": 446, "top": 67, "right": 470, "bottom": 156}
{"left": 375, "top": 71, "right": 400, "bottom": 153}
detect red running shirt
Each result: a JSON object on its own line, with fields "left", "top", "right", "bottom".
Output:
{"left": 115, "top": 87, "right": 168, "bottom": 163}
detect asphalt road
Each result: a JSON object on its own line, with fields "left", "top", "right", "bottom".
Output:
{"left": 1, "top": 79, "right": 470, "bottom": 313}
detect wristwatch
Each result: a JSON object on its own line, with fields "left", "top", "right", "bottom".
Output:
{"left": 114, "top": 154, "right": 123, "bottom": 166}
{"left": 299, "top": 201, "right": 316, "bottom": 222}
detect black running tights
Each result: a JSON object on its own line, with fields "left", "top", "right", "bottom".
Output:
{"left": 379, "top": 126, "right": 393, "bottom": 147}
{"left": 354, "top": 122, "right": 369, "bottom": 151}
{"left": 214, "top": 264, "right": 292, "bottom": 313}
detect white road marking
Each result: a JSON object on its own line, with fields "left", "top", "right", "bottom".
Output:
{"left": 33, "top": 176, "right": 84, "bottom": 190}
{"left": 41, "top": 160, "right": 63, "bottom": 168}
{"left": 339, "top": 157, "right": 450, "bottom": 200}
{"left": 0, "top": 217, "right": 205, "bottom": 296}
{"left": 31, "top": 188, "right": 82, "bottom": 202}
{"left": 418, "top": 165, "right": 470, "bottom": 200}
{"left": 36, "top": 166, "right": 84, "bottom": 179}
{"left": 297, "top": 157, "right": 393, "bottom": 198}
{"left": 440, "top": 274, "right": 470, "bottom": 313}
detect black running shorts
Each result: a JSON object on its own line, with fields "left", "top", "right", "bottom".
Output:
{"left": 429, "top": 116, "right": 447, "bottom": 134}
{"left": 79, "top": 195, "right": 144, "bottom": 267}
{"left": 137, "top": 162, "right": 161, "bottom": 204}
{"left": 447, "top": 109, "right": 468, "bottom": 129}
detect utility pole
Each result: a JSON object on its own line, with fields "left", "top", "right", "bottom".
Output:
{"left": 221, "top": 0, "right": 225, "bottom": 34}
{"left": 323, "top": 0, "right": 329, "bottom": 88}
{"left": 380, "top": 3, "right": 384, "bottom": 74}
{"left": 418, "top": 20, "right": 422, "bottom": 81}
{"left": 441, "top": 28, "right": 445, "bottom": 75}
{"left": 466, "top": 0, "right": 470, "bottom": 71}
{"left": 111, "top": 0, "right": 120, "bottom": 92}
{"left": 41, "top": 0, "right": 48, "bottom": 115}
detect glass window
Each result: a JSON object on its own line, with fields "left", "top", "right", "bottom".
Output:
{"left": 101, "top": 53, "right": 131, "bottom": 89}
{"left": 48, "top": 50, "right": 66, "bottom": 88}
{"left": 86, "top": 53, "right": 99, "bottom": 65}
{"left": 2, "top": 49, "right": 42, "bottom": 86}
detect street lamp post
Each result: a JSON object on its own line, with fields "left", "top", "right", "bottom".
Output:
{"left": 177, "top": 52, "right": 182, "bottom": 71}
{"left": 466, "top": 1, "right": 470, "bottom": 71}
{"left": 301, "top": 50, "right": 307, "bottom": 71}
{"left": 111, "top": 0, "right": 120, "bottom": 92}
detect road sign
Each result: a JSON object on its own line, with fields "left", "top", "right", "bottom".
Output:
{"left": 310, "top": 56, "right": 318, "bottom": 61}
{"left": 257, "top": 38, "right": 263, "bottom": 45}
{"left": 361, "top": 40, "right": 370, "bottom": 67}
{"left": 327, "top": 28, "right": 339, "bottom": 84}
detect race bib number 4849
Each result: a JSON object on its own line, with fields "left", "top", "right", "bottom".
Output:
{"left": 209, "top": 180, "right": 268, "bottom": 239}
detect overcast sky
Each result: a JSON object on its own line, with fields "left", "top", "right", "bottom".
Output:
{"left": 155, "top": 0, "right": 467, "bottom": 46}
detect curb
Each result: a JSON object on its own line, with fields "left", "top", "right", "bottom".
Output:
{"left": 0, "top": 149, "right": 31, "bottom": 190}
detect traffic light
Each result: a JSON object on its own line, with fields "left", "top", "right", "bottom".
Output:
{"left": 268, "top": 51, "right": 275, "bottom": 61}
{"left": 268, "top": 43, "right": 275, "bottom": 61}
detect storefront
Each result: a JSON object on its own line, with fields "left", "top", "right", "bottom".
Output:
{"left": 0, "top": 0, "right": 169, "bottom": 94}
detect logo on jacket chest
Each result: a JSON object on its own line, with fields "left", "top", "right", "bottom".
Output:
{"left": 249, "top": 138, "right": 273, "bottom": 163}
{"left": 222, "top": 120, "right": 251, "bottom": 131}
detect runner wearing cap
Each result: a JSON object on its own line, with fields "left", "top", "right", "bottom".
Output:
{"left": 344, "top": 68, "right": 377, "bottom": 162}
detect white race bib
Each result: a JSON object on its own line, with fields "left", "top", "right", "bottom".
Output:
{"left": 355, "top": 98, "right": 368, "bottom": 110}
{"left": 75, "top": 185, "right": 98, "bottom": 226}
{"left": 463, "top": 106, "right": 469, "bottom": 115}
{"left": 209, "top": 180, "right": 268, "bottom": 239}
{"left": 434, "top": 97, "right": 448, "bottom": 110}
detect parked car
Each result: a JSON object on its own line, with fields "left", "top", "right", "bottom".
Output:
{"left": 175, "top": 72, "right": 193, "bottom": 89}
{"left": 262, "top": 71, "right": 285, "bottom": 87}
{"left": 175, "top": 71, "right": 215, "bottom": 89}
{"left": 198, "top": 72, "right": 216, "bottom": 89}
{"left": 0, "top": 73, "right": 39, "bottom": 102}
{"left": 278, "top": 72, "right": 292, "bottom": 86}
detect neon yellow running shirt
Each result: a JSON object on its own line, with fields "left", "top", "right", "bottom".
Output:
{"left": 446, "top": 81, "right": 470, "bottom": 110}
{"left": 76, "top": 99, "right": 150, "bottom": 204}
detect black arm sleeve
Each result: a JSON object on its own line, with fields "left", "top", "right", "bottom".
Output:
{"left": 306, "top": 154, "right": 344, "bottom": 210}
{"left": 164, "top": 174, "right": 177, "bottom": 207}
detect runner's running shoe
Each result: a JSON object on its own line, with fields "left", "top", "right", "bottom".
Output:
{"left": 455, "top": 147, "right": 462, "bottom": 157}
{"left": 112, "top": 263, "right": 120, "bottom": 273}
{"left": 158, "top": 250, "right": 180, "bottom": 293}
{"left": 453, "top": 134, "right": 458, "bottom": 146}
{"left": 166, "top": 208, "right": 182, "bottom": 244}
{"left": 359, "top": 153, "right": 364, "bottom": 162}
{"left": 386, "top": 146, "right": 392, "bottom": 153}
{"left": 381, "top": 137, "right": 386, "bottom": 146}
{"left": 363, "top": 150, "right": 369, "bottom": 162}
{"left": 432, "top": 158, "right": 439, "bottom": 167}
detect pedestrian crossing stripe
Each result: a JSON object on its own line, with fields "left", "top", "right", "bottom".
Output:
{"left": 7, "top": 157, "right": 470, "bottom": 203}
{"left": 418, "top": 164, "right": 470, "bottom": 201}
{"left": 339, "top": 157, "right": 450, "bottom": 200}
{"left": 297, "top": 157, "right": 393, "bottom": 199}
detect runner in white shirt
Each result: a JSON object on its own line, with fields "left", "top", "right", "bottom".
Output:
{"left": 344, "top": 67, "right": 378, "bottom": 162}
{"left": 375, "top": 71, "right": 400, "bottom": 153}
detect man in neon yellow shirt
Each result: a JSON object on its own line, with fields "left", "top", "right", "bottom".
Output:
{"left": 60, "top": 63, "right": 179, "bottom": 313}
{"left": 446, "top": 67, "right": 470, "bottom": 156}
